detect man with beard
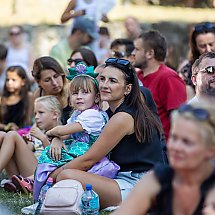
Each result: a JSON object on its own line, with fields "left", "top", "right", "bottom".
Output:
{"left": 190, "top": 51, "right": 215, "bottom": 104}
{"left": 50, "top": 16, "right": 98, "bottom": 71}
{"left": 132, "top": 30, "right": 187, "bottom": 141}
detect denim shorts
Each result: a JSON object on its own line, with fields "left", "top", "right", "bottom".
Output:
{"left": 114, "top": 171, "right": 146, "bottom": 201}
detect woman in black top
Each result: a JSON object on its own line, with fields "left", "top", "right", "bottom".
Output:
{"left": 112, "top": 102, "right": 215, "bottom": 215}
{"left": 52, "top": 58, "right": 166, "bottom": 209}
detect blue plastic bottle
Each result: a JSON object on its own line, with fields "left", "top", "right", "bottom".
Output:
{"left": 35, "top": 177, "right": 53, "bottom": 215}
{"left": 81, "top": 184, "right": 100, "bottom": 215}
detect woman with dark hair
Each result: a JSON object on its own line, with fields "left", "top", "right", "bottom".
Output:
{"left": 32, "top": 56, "right": 70, "bottom": 124}
{"left": 0, "top": 65, "right": 33, "bottom": 131}
{"left": 178, "top": 22, "right": 215, "bottom": 100}
{"left": 50, "top": 58, "right": 166, "bottom": 209}
{"left": 67, "top": 47, "right": 98, "bottom": 68}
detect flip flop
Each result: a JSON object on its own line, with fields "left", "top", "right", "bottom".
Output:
{"left": 12, "top": 175, "right": 34, "bottom": 194}
{"left": 4, "top": 181, "right": 17, "bottom": 193}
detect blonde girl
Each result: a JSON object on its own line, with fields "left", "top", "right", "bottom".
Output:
{"left": 0, "top": 96, "right": 62, "bottom": 193}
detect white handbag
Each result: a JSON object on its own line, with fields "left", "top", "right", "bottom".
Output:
{"left": 40, "top": 179, "right": 84, "bottom": 215}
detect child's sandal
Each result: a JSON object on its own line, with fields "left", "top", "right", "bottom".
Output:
{"left": 4, "top": 182, "right": 17, "bottom": 193}
{"left": 11, "top": 175, "right": 34, "bottom": 194}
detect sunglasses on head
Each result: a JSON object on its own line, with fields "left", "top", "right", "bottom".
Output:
{"left": 194, "top": 22, "right": 215, "bottom": 32}
{"left": 178, "top": 104, "right": 209, "bottom": 120}
{"left": 67, "top": 58, "right": 83, "bottom": 66}
{"left": 105, "top": 58, "right": 130, "bottom": 66}
{"left": 199, "top": 66, "right": 215, "bottom": 74}
{"left": 178, "top": 104, "right": 214, "bottom": 128}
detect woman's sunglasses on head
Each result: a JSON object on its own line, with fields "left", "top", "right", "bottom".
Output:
{"left": 105, "top": 58, "right": 130, "bottom": 66}
{"left": 194, "top": 22, "right": 215, "bottom": 32}
{"left": 178, "top": 104, "right": 214, "bottom": 127}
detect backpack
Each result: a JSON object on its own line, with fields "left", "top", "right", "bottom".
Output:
{"left": 40, "top": 179, "right": 84, "bottom": 215}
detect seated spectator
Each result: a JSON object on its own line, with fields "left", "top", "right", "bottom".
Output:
{"left": 32, "top": 56, "right": 71, "bottom": 125}
{"left": 5, "top": 25, "right": 35, "bottom": 83}
{"left": 124, "top": 16, "right": 142, "bottom": 41}
{"left": 53, "top": 58, "right": 167, "bottom": 209}
{"left": 190, "top": 51, "right": 215, "bottom": 104}
{"left": 0, "top": 66, "right": 34, "bottom": 131}
{"left": 67, "top": 47, "right": 98, "bottom": 68}
{"left": 112, "top": 102, "right": 215, "bottom": 215}
{"left": 0, "top": 96, "right": 62, "bottom": 193}
{"left": 178, "top": 22, "right": 215, "bottom": 101}
{"left": 50, "top": 16, "right": 98, "bottom": 71}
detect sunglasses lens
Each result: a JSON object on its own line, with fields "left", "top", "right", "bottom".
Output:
{"left": 205, "top": 66, "right": 215, "bottom": 74}
{"left": 193, "top": 109, "right": 209, "bottom": 120}
{"left": 112, "top": 51, "right": 125, "bottom": 58}
{"left": 178, "top": 104, "right": 191, "bottom": 113}
{"left": 67, "top": 58, "right": 83, "bottom": 66}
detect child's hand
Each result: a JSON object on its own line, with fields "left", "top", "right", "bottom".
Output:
{"left": 23, "top": 133, "right": 34, "bottom": 144}
{"left": 49, "top": 138, "right": 67, "bottom": 161}
{"left": 30, "top": 127, "right": 46, "bottom": 141}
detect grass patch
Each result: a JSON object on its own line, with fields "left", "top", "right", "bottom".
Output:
{"left": 0, "top": 189, "right": 33, "bottom": 215}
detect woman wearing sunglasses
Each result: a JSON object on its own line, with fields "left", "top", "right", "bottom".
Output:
{"left": 67, "top": 47, "right": 98, "bottom": 68}
{"left": 50, "top": 57, "right": 167, "bottom": 209}
{"left": 112, "top": 102, "right": 215, "bottom": 215}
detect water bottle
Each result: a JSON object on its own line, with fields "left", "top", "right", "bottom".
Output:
{"left": 35, "top": 177, "right": 53, "bottom": 215}
{"left": 81, "top": 184, "right": 100, "bottom": 215}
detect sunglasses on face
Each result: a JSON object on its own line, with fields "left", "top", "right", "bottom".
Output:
{"left": 194, "top": 22, "right": 215, "bottom": 32}
{"left": 9, "top": 32, "right": 21, "bottom": 36}
{"left": 111, "top": 51, "right": 125, "bottom": 58}
{"left": 105, "top": 58, "right": 130, "bottom": 66}
{"left": 199, "top": 66, "right": 215, "bottom": 74}
{"left": 67, "top": 58, "right": 83, "bottom": 66}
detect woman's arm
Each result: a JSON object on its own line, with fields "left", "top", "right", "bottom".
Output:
{"left": 111, "top": 171, "right": 161, "bottom": 215}
{"left": 50, "top": 112, "right": 134, "bottom": 178}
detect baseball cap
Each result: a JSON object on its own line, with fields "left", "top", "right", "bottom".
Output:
{"left": 73, "top": 17, "right": 99, "bottom": 40}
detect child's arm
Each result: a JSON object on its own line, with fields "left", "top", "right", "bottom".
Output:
{"left": 46, "top": 122, "right": 84, "bottom": 138}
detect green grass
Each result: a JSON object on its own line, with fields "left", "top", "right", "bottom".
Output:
{"left": 0, "top": 189, "right": 34, "bottom": 215}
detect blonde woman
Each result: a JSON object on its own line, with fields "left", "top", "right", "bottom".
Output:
{"left": 112, "top": 102, "right": 215, "bottom": 215}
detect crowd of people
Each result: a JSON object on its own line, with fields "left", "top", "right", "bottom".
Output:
{"left": 0, "top": 2, "right": 215, "bottom": 214}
